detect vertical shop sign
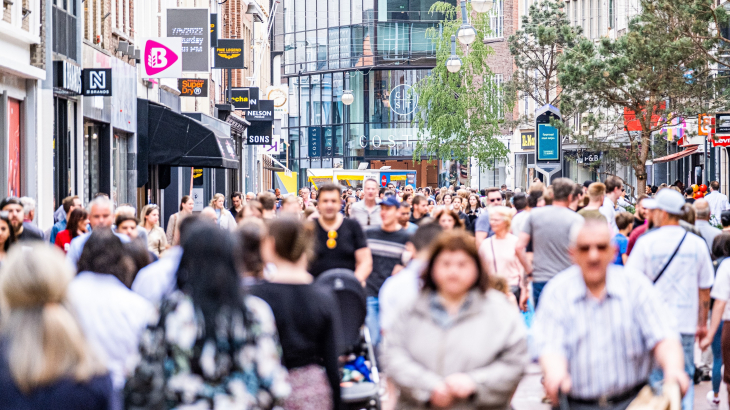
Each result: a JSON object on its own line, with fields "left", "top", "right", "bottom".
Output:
{"left": 167, "top": 8, "right": 210, "bottom": 72}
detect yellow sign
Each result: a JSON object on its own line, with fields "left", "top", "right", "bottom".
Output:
{"left": 193, "top": 168, "right": 203, "bottom": 179}
{"left": 216, "top": 47, "right": 242, "bottom": 60}
{"left": 231, "top": 96, "right": 249, "bottom": 103}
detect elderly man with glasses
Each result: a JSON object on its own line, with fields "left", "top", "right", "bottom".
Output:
{"left": 534, "top": 219, "right": 688, "bottom": 410}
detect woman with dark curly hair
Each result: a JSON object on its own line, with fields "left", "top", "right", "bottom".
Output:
{"left": 125, "top": 223, "right": 290, "bottom": 410}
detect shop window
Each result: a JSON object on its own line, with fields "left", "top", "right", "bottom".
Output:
{"left": 84, "top": 123, "right": 101, "bottom": 204}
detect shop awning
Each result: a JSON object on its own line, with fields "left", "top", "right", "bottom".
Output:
{"left": 652, "top": 145, "right": 699, "bottom": 164}
{"left": 146, "top": 102, "right": 239, "bottom": 169}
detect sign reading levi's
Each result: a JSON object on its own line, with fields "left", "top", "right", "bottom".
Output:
{"left": 178, "top": 79, "right": 208, "bottom": 97}
{"left": 214, "top": 39, "right": 245, "bottom": 68}
{"left": 245, "top": 100, "right": 274, "bottom": 121}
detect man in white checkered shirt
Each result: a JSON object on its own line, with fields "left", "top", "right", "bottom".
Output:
{"left": 533, "top": 219, "right": 688, "bottom": 410}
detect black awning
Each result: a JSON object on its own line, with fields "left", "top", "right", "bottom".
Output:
{"left": 146, "top": 102, "right": 239, "bottom": 169}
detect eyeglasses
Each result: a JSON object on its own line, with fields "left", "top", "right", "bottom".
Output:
{"left": 489, "top": 198, "right": 502, "bottom": 203}
{"left": 576, "top": 243, "right": 610, "bottom": 253}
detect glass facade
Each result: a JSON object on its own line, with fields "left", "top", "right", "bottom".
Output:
{"left": 281, "top": 0, "right": 455, "bottom": 185}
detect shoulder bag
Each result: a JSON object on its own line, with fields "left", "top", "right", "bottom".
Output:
{"left": 653, "top": 232, "right": 688, "bottom": 284}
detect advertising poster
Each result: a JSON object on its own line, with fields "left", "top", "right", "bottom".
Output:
{"left": 8, "top": 99, "right": 20, "bottom": 197}
{"left": 537, "top": 124, "right": 559, "bottom": 161}
{"left": 167, "top": 8, "right": 209, "bottom": 72}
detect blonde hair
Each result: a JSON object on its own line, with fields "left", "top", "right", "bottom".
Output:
{"left": 488, "top": 206, "right": 515, "bottom": 229}
{"left": 0, "top": 244, "right": 106, "bottom": 393}
{"left": 587, "top": 182, "right": 606, "bottom": 200}
{"left": 210, "top": 193, "right": 226, "bottom": 208}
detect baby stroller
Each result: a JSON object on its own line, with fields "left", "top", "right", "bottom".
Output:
{"left": 315, "top": 269, "right": 381, "bottom": 410}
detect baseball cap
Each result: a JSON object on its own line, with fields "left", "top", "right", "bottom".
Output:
{"left": 642, "top": 188, "right": 685, "bottom": 215}
{"left": 380, "top": 196, "right": 400, "bottom": 208}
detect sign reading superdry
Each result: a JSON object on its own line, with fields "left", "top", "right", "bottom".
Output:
{"left": 178, "top": 79, "right": 208, "bottom": 97}
{"left": 82, "top": 68, "right": 112, "bottom": 96}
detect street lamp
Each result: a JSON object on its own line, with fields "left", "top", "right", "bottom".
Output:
{"left": 446, "top": 35, "right": 462, "bottom": 73}
{"left": 471, "top": 0, "right": 494, "bottom": 13}
{"left": 342, "top": 90, "right": 354, "bottom": 105}
{"left": 457, "top": 1, "right": 478, "bottom": 45}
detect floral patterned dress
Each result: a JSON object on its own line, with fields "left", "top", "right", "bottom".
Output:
{"left": 124, "top": 291, "right": 290, "bottom": 410}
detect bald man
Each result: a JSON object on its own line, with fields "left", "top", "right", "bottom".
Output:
{"left": 695, "top": 198, "right": 722, "bottom": 252}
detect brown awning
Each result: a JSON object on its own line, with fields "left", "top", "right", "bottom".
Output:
{"left": 653, "top": 145, "right": 699, "bottom": 163}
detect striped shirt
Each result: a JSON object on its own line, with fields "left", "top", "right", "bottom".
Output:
{"left": 532, "top": 265, "right": 677, "bottom": 399}
{"left": 365, "top": 227, "right": 410, "bottom": 297}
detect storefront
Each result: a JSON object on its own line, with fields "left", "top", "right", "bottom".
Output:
{"left": 81, "top": 45, "right": 137, "bottom": 206}
{"left": 278, "top": 0, "right": 456, "bottom": 189}
{"left": 53, "top": 60, "right": 82, "bottom": 208}
{"left": 137, "top": 100, "right": 239, "bottom": 226}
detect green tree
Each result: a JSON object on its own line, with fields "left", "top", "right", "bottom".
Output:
{"left": 412, "top": 1, "right": 508, "bottom": 179}
{"left": 558, "top": 0, "right": 730, "bottom": 194}
{"left": 506, "top": 0, "right": 581, "bottom": 121}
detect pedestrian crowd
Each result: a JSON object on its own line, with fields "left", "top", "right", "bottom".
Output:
{"left": 0, "top": 175, "right": 730, "bottom": 410}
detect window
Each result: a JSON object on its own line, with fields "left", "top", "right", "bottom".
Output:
{"left": 489, "top": 74, "right": 504, "bottom": 117}
{"left": 589, "top": 0, "right": 593, "bottom": 38}
{"left": 485, "top": 0, "right": 504, "bottom": 39}
{"left": 581, "top": 0, "right": 586, "bottom": 34}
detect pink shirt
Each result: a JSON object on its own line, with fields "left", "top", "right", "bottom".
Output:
{"left": 479, "top": 233, "right": 524, "bottom": 288}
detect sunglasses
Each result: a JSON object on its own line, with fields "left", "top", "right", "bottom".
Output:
{"left": 576, "top": 243, "right": 610, "bottom": 253}
{"left": 489, "top": 198, "right": 502, "bottom": 202}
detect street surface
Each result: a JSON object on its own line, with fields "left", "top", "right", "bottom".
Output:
{"left": 511, "top": 364, "right": 720, "bottom": 410}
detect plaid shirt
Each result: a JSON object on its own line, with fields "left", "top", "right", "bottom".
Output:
{"left": 533, "top": 265, "right": 677, "bottom": 399}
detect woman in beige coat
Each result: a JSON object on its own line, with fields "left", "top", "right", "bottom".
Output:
{"left": 381, "top": 231, "right": 528, "bottom": 410}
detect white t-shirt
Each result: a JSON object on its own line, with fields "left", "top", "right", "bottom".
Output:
{"left": 600, "top": 197, "right": 618, "bottom": 235}
{"left": 710, "top": 259, "right": 730, "bottom": 321}
{"left": 625, "top": 225, "right": 714, "bottom": 334}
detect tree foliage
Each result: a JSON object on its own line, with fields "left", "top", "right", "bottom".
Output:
{"left": 412, "top": 1, "right": 509, "bottom": 169}
{"left": 506, "top": 0, "right": 582, "bottom": 123}
{"left": 557, "top": 0, "right": 730, "bottom": 194}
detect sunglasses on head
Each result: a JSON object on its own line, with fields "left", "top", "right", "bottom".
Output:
{"left": 576, "top": 243, "right": 610, "bottom": 253}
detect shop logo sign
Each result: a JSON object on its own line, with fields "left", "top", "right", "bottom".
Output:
{"left": 389, "top": 84, "right": 418, "bottom": 116}
{"left": 82, "top": 68, "right": 112, "bottom": 96}
{"left": 143, "top": 38, "right": 182, "bottom": 78}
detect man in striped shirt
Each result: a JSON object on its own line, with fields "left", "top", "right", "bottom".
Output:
{"left": 534, "top": 219, "right": 688, "bottom": 410}
{"left": 365, "top": 195, "right": 411, "bottom": 347}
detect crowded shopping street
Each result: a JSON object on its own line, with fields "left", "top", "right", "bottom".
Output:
{"left": 3, "top": 179, "right": 730, "bottom": 410}
{"left": 7, "top": 0, "right": 730, "bottom": 408}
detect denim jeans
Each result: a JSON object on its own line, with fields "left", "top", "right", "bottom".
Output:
{"left": 712, "top": 322, "right": 724, "bottom": 394}
{"left": 365, "top": 296, "right": 381, "bottom": 346}
{"left": 649, "top": 334, "right": 695, "bottom": 410}
{"left": 533, "top": 281, "right": 548, "bottom": 309}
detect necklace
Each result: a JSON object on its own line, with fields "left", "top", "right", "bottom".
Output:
{"left": 326, "top": 229, "right": 338, "bottom": 249}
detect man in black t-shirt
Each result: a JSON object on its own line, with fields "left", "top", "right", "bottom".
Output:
{"left": 309, "top": 184, "right": 372, "bottom": 282}
{"left": 365, "top": 196, "right": 410, "bottom": 345}
{"left": 0, "top": 197, "right": 43, "bottom": 242}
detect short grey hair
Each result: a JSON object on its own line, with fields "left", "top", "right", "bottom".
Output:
{"left": 87, "top": 196, "right": 113, "bottom": 213}
{"left": 569, "top": 219, "right": 586, "bottom": 247}
{"left": 19, "top": 197, "right": 35, "bottom": 214}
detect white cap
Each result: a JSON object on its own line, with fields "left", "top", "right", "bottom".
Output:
{"left": 642, "top": 189, "right": 685, "bottom": 215}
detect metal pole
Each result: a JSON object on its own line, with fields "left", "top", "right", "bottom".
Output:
{"left": 227, "top": 68, "right": 232, "bottom": 103}
{"left": 705, "top": 136, "right": 709, "bottom": 184}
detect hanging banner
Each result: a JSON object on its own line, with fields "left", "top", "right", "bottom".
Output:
{"left": 308, "top": 127, "right": 321, "bottom": 157}
{"left": 167, "top": 8, "right": 209, "bottom": 72}
{"left": 245, "top": 100, "right": 274, "bottom": 122}
{"left": 142, "top": 37, "right": 182, "bottom": 78}
{"left": 214, "top": 39, "right": 245, "bottom": 68}
{"left": 210, "top": 13, "right": 217, "bottom": 46}
{"left": 247, "top": 121, "right": 273, "bottom": 145}
{"left": 230, "top": 88, "right": 251, "bottom": 109}
{"left": 267, "top": 85, "right": 289, "bottom": 118}
{"left": 82, "top": 68, "right": 112, "bottom": 96}
{"left": 178, "top": 78, "right": 208, "bottom": 97}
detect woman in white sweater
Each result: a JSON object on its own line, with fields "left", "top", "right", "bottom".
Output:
{"left": 210, "top": 193, "right": 236, "bottom": 230}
